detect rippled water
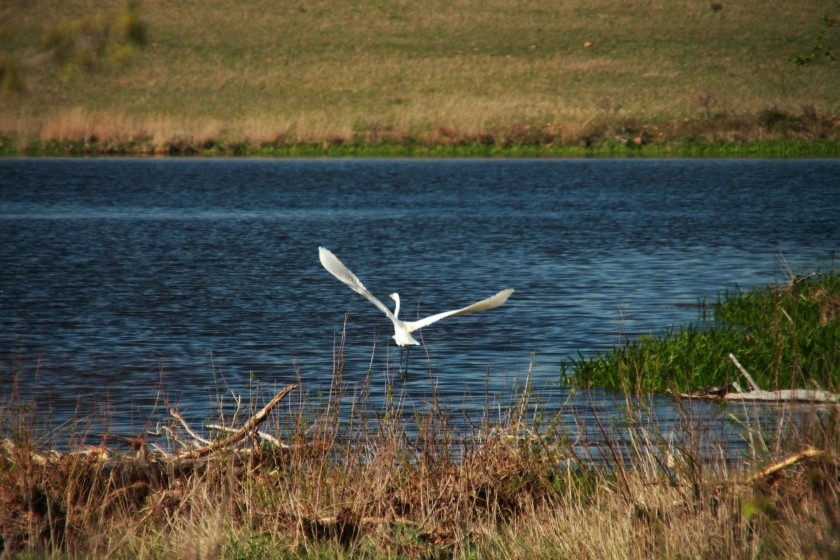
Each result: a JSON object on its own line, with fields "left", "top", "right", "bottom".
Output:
{"left": 1, "top": 158, "right": 838, "bottom": 455}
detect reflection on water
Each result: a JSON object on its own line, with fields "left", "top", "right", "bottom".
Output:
{"left": 1, "top": 158, "right": 838, "bottom": 458}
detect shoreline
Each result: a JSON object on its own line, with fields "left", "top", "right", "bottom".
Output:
{"left": 3, "top": 137, "right": 840, "bottom": 158}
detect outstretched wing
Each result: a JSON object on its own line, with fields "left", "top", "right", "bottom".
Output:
{"left": 404, "top": 288, "right": 514, "bottom": 333}
{"left": 319, "top": 247, "right": 396, "bottom": 320}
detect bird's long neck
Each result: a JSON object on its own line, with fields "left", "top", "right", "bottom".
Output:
{"left": 392, "top": 293, "right": 401, "bottom": 318}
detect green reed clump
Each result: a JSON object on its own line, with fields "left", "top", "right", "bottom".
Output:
{"left": 572, "top": 270, "right": 840, "bottom": 394}
{"left": 573, "top": 325, "right": 743, "bottom": 394}
{"left": 716, "top": 270, "right": 840, "bottom": 389}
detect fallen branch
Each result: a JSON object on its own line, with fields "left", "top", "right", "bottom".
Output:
{"left": 174, "top": 383, "right": 297, "bottom": 460}
{"left": 2, "top": 384, "right": 298, "bottom": 470}
{"left": 745, "top": 446, "right": 825, "bottom": 483}
{"left": 726, "top": 353, "right": 837, "bottom": 401}
{"left": 170, "top": 409, "right": 211, "bottom": 445}
{"left": 726, "top": 382, "right": 837, "bottom": 402}
{"left": 728, "top": 353, "right": 759, "bottom": 391}
{"left": 1, "top": 438, "right": 50, "bottom": 466}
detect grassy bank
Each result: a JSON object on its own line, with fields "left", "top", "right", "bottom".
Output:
{"left": 2, "top": 370, "right": 839, "bottom": 559}
{"left": 572, "top": 269, "right": 840, "bottom": 394}
{"left": 1, "top": 1, "right": 839, "bottom": 156}
{"left": 3, "top": 119, "right": 840, "bottom": 158}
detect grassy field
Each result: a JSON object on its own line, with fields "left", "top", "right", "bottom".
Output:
{"left": 1, "top": 0, "right": 839, "bottom": 155}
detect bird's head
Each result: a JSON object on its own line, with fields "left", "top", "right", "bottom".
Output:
{"left": 388, "top": 292, "right": 401, "bottom": 317}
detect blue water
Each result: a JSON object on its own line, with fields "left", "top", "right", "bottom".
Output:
{"left": 1, "top": 158, "right": 838, "bottom": 456}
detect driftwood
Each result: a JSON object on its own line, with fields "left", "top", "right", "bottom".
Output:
{"left": 2, "top": 383, "right": 300, "bottom": 519}
{"left": 725, "top": 354, "right": 838, "bottom": 403}
{"left": 174, "top": 383, "right": 297, "bottom": 460}
{"left": 677, "top": 354, "right": 839, "bottom": 403}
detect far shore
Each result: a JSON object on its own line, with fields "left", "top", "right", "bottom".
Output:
{"left": 3, "top": 117, "right": 840, "bottom": 158}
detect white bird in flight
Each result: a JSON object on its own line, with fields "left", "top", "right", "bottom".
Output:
{"left": 319, "top": 247, "right": 514, "bottom": 346}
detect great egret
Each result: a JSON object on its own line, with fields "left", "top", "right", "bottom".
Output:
{"left": 319, "top": 246, "right": 514, "bottom": 346}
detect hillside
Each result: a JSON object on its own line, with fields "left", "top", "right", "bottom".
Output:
{"left": 1, "top": 0, "right": 838, "bottom": 155}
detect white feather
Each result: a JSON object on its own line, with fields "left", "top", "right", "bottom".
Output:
{"left": 319, "top": 246, "right": 514, "bottom": 346}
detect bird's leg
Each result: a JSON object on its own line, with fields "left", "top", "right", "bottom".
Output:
{"left": 399, "top": 346, "right": 411, "bottom": 380}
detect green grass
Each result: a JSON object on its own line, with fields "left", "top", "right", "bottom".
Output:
{"left": 571, "top": 269, "right": 840, "bottom": 393}
{"left": 1, "top": 0, "right": 839, "bottom": 155}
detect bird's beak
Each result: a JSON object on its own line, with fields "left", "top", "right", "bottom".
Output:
{"left": 388, "top": 293, "right": 397, "bottom": 301}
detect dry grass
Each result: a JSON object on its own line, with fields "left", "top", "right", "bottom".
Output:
{"left": 2, "top": 353, "right": 838, "bottom": 559}
{"left": 0, "top": 0, "right": 838, "bottom": 153}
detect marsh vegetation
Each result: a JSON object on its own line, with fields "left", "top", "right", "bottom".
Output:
{"left": 2, "top": 272, "right": 838, "bottom": 559}
{"left": 573, "top": 269, "right": 840, "bottom": 395}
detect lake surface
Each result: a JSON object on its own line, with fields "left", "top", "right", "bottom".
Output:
{"left": 1, "top": 158, "right": 838, "bottom": 457}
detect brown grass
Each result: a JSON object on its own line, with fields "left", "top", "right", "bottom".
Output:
{"left": 2, "top": 354, "right": 838, "bottom": 559}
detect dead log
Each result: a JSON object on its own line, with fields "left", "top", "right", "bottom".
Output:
{"left": 724, "top": 384, "right": 838, "bottom": 403}
{"left": 675, "top": 355, "right": 838, "bottom": 403}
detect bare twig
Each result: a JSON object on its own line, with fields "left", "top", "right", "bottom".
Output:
{"left": 149, "top": 422, "right": 193, "bottom": 451}
{"left": 169, "top": 409, "right": 211, "bottom": 445}
{"left": 149, "top": 443, "right": 171, "bottom": 458}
